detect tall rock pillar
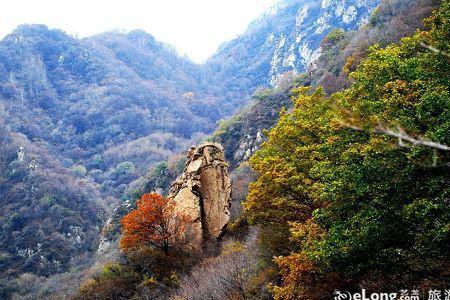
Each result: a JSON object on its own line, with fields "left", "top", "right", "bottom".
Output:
{"left": 168, "top": 143, "right": 232, "bottom": 248}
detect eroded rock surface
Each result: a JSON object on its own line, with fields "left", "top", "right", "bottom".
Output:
{"left": 168, "top": 143, "right": 232, "bottom": 247}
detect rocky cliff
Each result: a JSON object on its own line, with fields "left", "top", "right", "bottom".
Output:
{"left": 168, "top": 143, "right": 232, "bottom": 248}
{"left": 207, "top": 0, "right": 380, "bottom": 87}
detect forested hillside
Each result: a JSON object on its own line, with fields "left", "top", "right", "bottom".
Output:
{"left": 0, "top": 117, "right": 106, "bottom": 299}
{"left": 213, "top": 0, "right": 441, "bottom": 166}
{"left": 0, "top": 25, "right": 222, "bottom": 180}
{"left": 246, "top": 1, "right": 450, "bottom": 298}
{"left": 206, "top": 0, "right": 380, "bottom": 91}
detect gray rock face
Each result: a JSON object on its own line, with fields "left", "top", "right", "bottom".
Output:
{"left": 207, "top": 0, "right": 381, "bottom": 87}
{"left": 168, "top": 143, "right": 232, "bottom": 248}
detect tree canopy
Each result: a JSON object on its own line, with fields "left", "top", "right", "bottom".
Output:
{"left": 120, "top": 193, "right": 190, "bottom": 255}
{"left": 245, "top": 1, "right": 450, "bottom": 298}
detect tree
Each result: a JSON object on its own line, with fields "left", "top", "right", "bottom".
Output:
{"left": 245, "top": 1, "right": 450, "bottom": 298}
{"left": 176, "top": 230, "right": 261, "bottom": 300}
{"left": 120, "top": 193, "right": 190, "bottom": 255}
{"left": 0, "top": 118, "right": 14, "bottom": 173}
{"left": 73, "top": 264, "right": 140, "bottom": 300}
{"left": 244, "top": 87, "right": 334, "bottom": 255}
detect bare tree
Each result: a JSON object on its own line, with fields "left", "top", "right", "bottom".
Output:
{"left": 173, "top": 229, "right": 260, "bottom": 300}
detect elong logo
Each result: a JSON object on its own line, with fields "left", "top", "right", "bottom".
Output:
{"left": 334, "top": 289, "right": 398, "bottom": 300}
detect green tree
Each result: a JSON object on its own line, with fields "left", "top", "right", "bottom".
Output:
{"left": 246, "top": 2, "right": 450, "bottom": 298}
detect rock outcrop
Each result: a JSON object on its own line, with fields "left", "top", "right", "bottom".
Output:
{"left": 168, "top": 143, "right": 232, "bottom": 248}
{"left": 207, "top": 0, "right": 381, "bottom": 87}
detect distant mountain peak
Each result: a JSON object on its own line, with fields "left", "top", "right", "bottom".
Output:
{"left": 5, "top": 24, "right": 72, "bottom": 43}
{"left": 126, "top": 29, "right": 156, "bottom": 42}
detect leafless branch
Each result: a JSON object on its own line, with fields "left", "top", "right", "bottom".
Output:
{"left": 420, "top": 42, "right": 450, "bottom": 59}
{"left": 342, "top": 124, "right": 450, "bottom": 151}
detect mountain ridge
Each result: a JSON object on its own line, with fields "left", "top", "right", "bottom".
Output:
{"left": 206, "top": 0, "right": 381, "bottom": 88}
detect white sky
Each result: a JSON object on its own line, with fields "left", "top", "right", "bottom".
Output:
{"left": 0, "top": 0, "right": 277, "bottom": 63}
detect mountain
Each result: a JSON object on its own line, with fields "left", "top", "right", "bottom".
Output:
{"left": 307, "top": 0, "right": 442, "bottom": 93}
{"left": 0, "top": 0, "right": 383, "bottom": 187}
{"left": 0, "top": 25, "right": 226, "bottom": 180}
{"left": 0, "top": 25, "right": 223, "bottom": 298}
{"left": 213, "top": 0, "right": 441, "bottom": 169}
{"left": 206, "top": 0, "right": 381, "bottom": 92}
{"left": 0, "top": 0, "right": 384, "bottom": 203}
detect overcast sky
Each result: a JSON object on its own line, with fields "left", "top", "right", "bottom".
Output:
{"left": 0, "top": 0, "right": 276, "bottom": 63}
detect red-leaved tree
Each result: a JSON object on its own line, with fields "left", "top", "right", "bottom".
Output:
{"left": 120, "top": 193, "right": 190, "bottom": 255}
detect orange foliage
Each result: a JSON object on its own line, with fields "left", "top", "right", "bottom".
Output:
{"left": 272, "top": 253, "right": 344, "bottom": 300}
{"left": 120, "top": 193, "right": 190, "bottom": 255}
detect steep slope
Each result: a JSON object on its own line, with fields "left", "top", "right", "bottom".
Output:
{"left": 212, "top": 78, "right": 296, "bottom": 168}
{"left": 206, "top": 0, "right": 381, "bottom": 94}
{"left": 307, "top": 0, "right": 442, "bottom": 93}
{"left": 0, "top": 0, "right": 386, "bottom": 190}
{"left": 0, "top": 116, "right": 105, "bottom": 299}
{"left": 245, "top": 0, "right": 450, "bottom": 296}
{"left": 0, "top": 25, "right": 223, "bottom": 184}
{"left": 213, "top": 0, "right": 441, "bottom": 169}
